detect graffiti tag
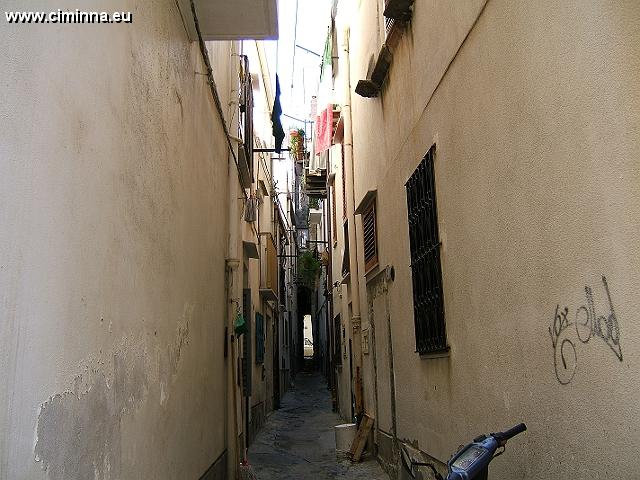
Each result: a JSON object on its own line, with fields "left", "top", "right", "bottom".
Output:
{"left": 549, "top": 275, "right": 622, "bottom": 385}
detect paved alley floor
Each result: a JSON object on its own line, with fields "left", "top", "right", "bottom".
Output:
{"left": 248, "top": 371, "right": 390, "bottom": 480}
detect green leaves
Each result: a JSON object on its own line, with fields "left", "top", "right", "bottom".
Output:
{"left": 298, "top": 250, "right": 321, "bottom": 288}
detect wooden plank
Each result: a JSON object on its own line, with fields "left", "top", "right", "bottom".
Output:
{"left": 354, "top": 368, "right": 363, "bottom": 416}
{"left": 349, "top": 414, "right": 374, "bottom": 462}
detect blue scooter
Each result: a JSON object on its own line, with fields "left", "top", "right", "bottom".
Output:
{"left": 403, "top": 423, "right": 527, "bottom": 480}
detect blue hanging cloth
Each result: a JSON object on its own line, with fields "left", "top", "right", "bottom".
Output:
{"left": 271, "top": 74, "right": 285, "bottom": 153}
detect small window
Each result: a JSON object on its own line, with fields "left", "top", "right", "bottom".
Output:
{"left": 341, "top": 221, "right": 350, "bottom": 277}
{"left": 242, "top": 288, "right": 252, "bottom": 395}
{"left": 362, "top": 200, "right": 378, "bottom": 273}
{"left": 331, "top": 185, "right": 338, "bottom": 245}
{"left": 333, "top": 314, "right": 342, "bottom": 365}
{"left": 255, "top": 312, "right": 264, "bottom": 364}
{"left": 284, "top": 314, "right": 289, "bottom": 347}
{"left": 405, "top": 145, "right": 447, "bottom": 354}
{"left": 341, "top": 145, "right": 347, "bottom": 220}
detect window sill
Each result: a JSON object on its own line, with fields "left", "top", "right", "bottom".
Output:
{"left": 364, "top": 262, "right": 380, "bottom": 281}
{"left": 418, "top": 347, "right": 450, "bottom": 360}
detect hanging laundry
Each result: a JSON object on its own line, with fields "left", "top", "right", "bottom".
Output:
{"left": 271, "top": 74, "right": 285, "bottom": 153}
{"left": 315, "top": 104, "right": 333, "bottom": 156}
{"left": 244, "top": 196, "right": 257, "bottom": 222}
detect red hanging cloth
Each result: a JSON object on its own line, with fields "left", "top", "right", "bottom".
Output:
{"left": 315, "top": 104, "right": 333, "bottom": 156}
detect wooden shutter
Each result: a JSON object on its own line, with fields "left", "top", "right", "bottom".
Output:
{"left": 242, "top": 288, "right": 252, "bottom": 396}
{"left": 363, "top": 201, "right": 378, "bottom": 272}
{"left": 255, "top": 312, "right": 264, "bottom": 364}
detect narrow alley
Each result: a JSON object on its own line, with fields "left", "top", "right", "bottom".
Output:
{"left": 248, "top": 370, "right": 387, "bottom": 480}
{"left": 2, "top": 1, "right": 640, "bottom": 480}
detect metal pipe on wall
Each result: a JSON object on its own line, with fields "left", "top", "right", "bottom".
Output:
{"left": 225, "top": 40, "right": 242, "bottom": 480}
{"left": 340, "top": 27, "right": 364, "bottom": 419}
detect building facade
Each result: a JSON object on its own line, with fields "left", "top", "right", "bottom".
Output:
{"left": 324, "top": 0, "right": 640, "bottom": 478}
{"left": 0, "top": 1, "right": 297, "bottom": 479}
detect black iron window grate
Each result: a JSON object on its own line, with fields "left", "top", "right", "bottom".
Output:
{"left": 405, "top": 145, "right": 447, "bottom": 354}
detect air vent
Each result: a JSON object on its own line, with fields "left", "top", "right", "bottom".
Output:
{"left": 355, "top": 45, "right": 392, "bottom": 98}
{"left": 383, "top": 0, "right": 414, "bottom": 21}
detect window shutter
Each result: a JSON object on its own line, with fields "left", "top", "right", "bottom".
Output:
{"left": 242, "top": 288, "right": 252, "bottom": 396}
{"left": 255, "top": 312, "right": 264, "bottom": 364}
{"left": 363, "top": 202, "right": 378, "bottom": 272}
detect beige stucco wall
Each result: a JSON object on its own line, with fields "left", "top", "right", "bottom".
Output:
{"left": 0, "top": 1, "right": 233, "bottom": 478}
{"left": 345, "top": 0, "right": 640, "bottom": 478}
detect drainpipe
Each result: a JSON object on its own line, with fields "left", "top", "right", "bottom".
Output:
{"left": 225, "top": 40, "right": 242, "bottom": 480}
{"left": 340, "top": 28, "right": 364, "bottom": 420}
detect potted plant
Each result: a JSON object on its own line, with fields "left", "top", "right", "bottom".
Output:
{"left": 289, "top": 128, "right": 306, "bottom": 162}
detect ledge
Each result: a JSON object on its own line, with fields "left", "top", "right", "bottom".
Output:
{"left": 354, "top": 189, "right": 377, "bottom": 215}
{"left": 259, "top": 288, "right": 278, "bottom": 302}
{"left": 418, "top": 347, "right": 450, "bottom": 360}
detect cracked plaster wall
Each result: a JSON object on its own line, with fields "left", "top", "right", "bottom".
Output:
{"left": 0, "top": 0, "right": 231, "bottom": 478}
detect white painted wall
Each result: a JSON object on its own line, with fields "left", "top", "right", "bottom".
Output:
{"left": 0, "top": 1, "right": 233, "bottom": 478}
{"left": 304, "top": 314, "right": 313, "bottom": 343}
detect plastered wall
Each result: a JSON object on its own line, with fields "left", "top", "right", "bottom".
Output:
{"left": 346, "top": 0, "right": 640, "bottom": 478}
{"left": 1, "top": 1, "right": 232, "bottom": 478}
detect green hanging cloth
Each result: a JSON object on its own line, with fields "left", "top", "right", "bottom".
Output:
{"left": 234, "top": 311, "right": 247, "bottom": 336}
{"left": 320, "top": 27, "right": 332, "bottom": 81}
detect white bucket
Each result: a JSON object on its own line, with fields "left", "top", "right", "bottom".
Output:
{"left": 334, "top": 423, "right": 357, "bottom": 453}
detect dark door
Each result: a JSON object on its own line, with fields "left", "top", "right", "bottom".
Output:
{"left": 273, "top": 314, "right": 280, "bottom": 409}
{"left": 242, "top": 288, "right": 252, "bottom": 447}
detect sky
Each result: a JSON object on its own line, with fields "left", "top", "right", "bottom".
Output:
{"left": 264, "top": 0, "right": 332, "bottom": 130}
{"left": 256, "top": 0, "right": 333, "bottom": 217}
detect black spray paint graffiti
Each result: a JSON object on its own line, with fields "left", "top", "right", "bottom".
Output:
{"left": 549, "top": 276, "right": 622, "bottom": 385}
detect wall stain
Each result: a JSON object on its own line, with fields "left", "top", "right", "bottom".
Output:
{"left": 34, "top": 379, "right": 121, "bottom": 480}
{"left": 169, "top": 319, "right": 190, "bottom": 375}
{"left": 34, "top": 317, "right": 191, "bottom": 480}
{"left": 175, "top": 89, "right": 184, "bottom": 122}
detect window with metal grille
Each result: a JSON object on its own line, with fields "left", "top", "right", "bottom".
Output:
{"left": 362, "top": 200, "right": 378, "bottom": 273}
{"left": 405, "top": 145, "right": 447, "bottom": 354}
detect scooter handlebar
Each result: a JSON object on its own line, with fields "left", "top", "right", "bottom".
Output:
{"left": 495, "top": 423, "right": 527, "bottom": 442}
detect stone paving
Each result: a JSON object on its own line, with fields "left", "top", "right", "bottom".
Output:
{"left": 248, "top": 370, "right": 389, "bottom": 480}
